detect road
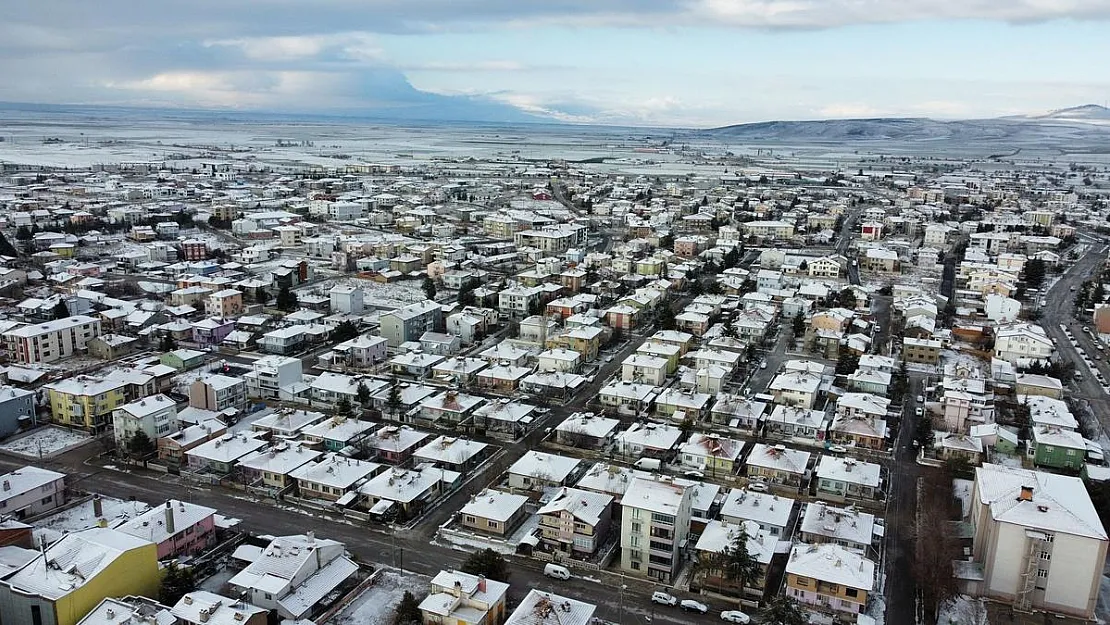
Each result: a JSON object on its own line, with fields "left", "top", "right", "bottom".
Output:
{"left": 0, "top": 447, "right": 711, "bottom": 625}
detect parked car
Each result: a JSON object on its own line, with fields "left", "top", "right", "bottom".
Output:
{"left": 720, "top": 611, "right": 751, "bottom": 624}
{"left": 543, "top": 563, "right": 571, "bottom": 580}
{"left": 916, "top": 395, "right": 924, "bottom": 404}
{"left": 681, "top": 600, "right": 708, "bottom": 614}
{"left": 748, "top": 481, "right": 769, "bottom": 493}
{"left": 651, "top": 591, "right": 678, "bottom": 606}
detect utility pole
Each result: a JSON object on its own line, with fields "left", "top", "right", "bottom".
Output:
{"left": 618, "top": 584, "right": 626, "bottom": 625}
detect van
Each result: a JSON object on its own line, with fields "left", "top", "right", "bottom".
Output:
{"left": 633, "top": 458, "right": 662, "bottom": 471}
{"left": 543, "top": 563, "right": 571, "bottom": 580}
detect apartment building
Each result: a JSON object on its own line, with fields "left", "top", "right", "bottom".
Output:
{"left": 620, "top": 476, "right": 692, "bottom": 583}
{"left": 379, "top": 301, "right": 443, "bottom": 347}
{"left": 243, "top": 355, "right": 303, "bottom": 400}
{"left": 2, "top": 315, "right": 101, "bottom": 364}
{"left": 188, "top": 374, "right": 248, "bottom": 413}
{"left": 112, "top": 394, "right": 179, "bottom": 449}
{"left": 0, "top": 466, "right": 66, "bottom": 520}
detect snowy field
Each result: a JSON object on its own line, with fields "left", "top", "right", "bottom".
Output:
{"left": 330, "top": 570, "right": 428, "bottom": 625}
{"left": 296, "top": 277, "right": 426, "bottom": 310}
{"left": 0, "top": 426, "right": 92, "bottom": 458}
{"left": 937, "top": 595, "right": 989, "bottom": 625}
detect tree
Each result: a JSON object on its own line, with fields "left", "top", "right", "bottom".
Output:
{"left": 335, "top": 396, "right": 353, "bottom": 418}
{"left": 393, "top": 591, "right": 423, "bottom": 625}
{"left": 126, "top": 431, "right": 155, "bottom": 459}
{"left": 791, "top": 312, "right": 805, "bottom": 338}
{"left": 276, "top": 285, "right": 298, "bottom": 311}
{"left": 386, "top": 384, "right": 403, "bottom": 420}
{"left": 914, "top": 414, "right": 935, "bottom": 451}
{"left": 256, "top": 288, "right": 271, "bottom": 305}
{"left": 460, "top": 548, "right": 509, "bottom": 582}
{"left": 722, "top": 318, "right": 737, "bottom": 338}
{"left": 1022, "top": 258, "right": 1046, "bottom": 288}
{"left": 159, "top": 562, "right": 196, "bottom": 605}
{"left": 14, "top": 226, "right": 31, "bottom": 241}
{"left": 761, "top": 596, "right": 807, "bottom": 625}
{"left": 705, "top": 526, "right": 762, "bottom": 594}
{"left": 913, "top": 467, "right": 961, "bottom": 621}
{"left": 835, "top": 352, "right": 860, "bottom": 375}
{"left": 159, "top": 334, "right": 177, "bottom": 352}
{"left": 331, "top": 321, "right": 359, "bottom": 343}
{"left": 0, "top": 230, "right": 20, "bottom": 257}
{"left": 422, "top": 277, "right": 437, "bottom": 301}
{"left": 356, "top": 382, "right": 371, "bottom": 407}
{"left": 52, "top": 300, "right": 70, "bottom": 320}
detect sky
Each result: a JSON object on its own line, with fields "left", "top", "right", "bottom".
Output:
{"left": 3, "top": 1, "right": 1109, "bottom": 127}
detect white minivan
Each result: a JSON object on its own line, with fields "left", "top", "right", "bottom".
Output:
{"left": 543, "top": 563, "right": 571, "bottom": 580}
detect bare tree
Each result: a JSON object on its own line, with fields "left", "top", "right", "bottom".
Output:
{"left": 910, "top": 467, "right": 961, "bottom": 622}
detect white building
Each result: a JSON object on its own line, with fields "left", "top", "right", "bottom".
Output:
{"left": 329, "top": 284, "right": 365, "bottom": 314}
{"left": 620, "top": 476, "right": 692, "bottom": 583}
{"left": 962, "top": 464, "right": 1108, "bottom": 619}
{"left": 228, "top": 533, "right": 358, "bottom": 620}
{"left": 380, "top": 301, "right": 443, "bottom": 347}
{"left": 243, "top": 355, "right": 303, "bottom": 400}
{"left": 2, "top": 315, "right": 101, "bottom": 364}
{"left": 0, "top": 466, "right": 67, "bottom": 519}
{"left": 113, "top": 394, "right": 179, "bottom": 449}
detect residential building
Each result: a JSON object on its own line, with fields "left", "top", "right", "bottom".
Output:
{"left": 419, "top": 569, "right": 509, "bottom": 625}
{"left": 0, "top": 466, "right": 66, "bottom": 520}
{"left": 620, "top": 476, "right": 692, "bottom": 583}
{"left": 614, "top": 421, "right": 683, "bottom": 459}
{"left": 993, "top": 323, "right": 1055, "bottom": 366}
{"left": 720, "top": 488, "right": 795, "bottom": 536}
{"left": 358, "top": 466, "right": 453, "bottom": 517}
{"left": 171, "top": 591, "right": 267, "bottom": 625}
{"left": 746, "top": 443, "right": 811, "bottom": 487}
{"left": 815, "top": 456, "right": 882, "bottom": 501}
{"left": 112, "top": 394, "right": 179, "bottom": 450}
{"left": 504, "top": 590, "right": 595, "bottom": 625}
{"left": 115, "top": 500, "right": 217, "bottom": 559}
{"left": 508, "top": 451, "right": 582, "bottom": 491}
{"left": 798, "top": 502, "right": 876, "bottom": 553}
{"left": 289, "top": 453, "right": 382, "bottom": 504}
{"left": 537, "top": 487, "right": 614, "bottom": 555}
{"left": 205, "top": 289, "right": 243, "bottom": 318}
{"left": 188, "top": 374, "right": 248, "bottom": 413}
{"left": 228, "top": 533, "right": 358, "bottom": 621}
{"left": 459, "top": 489, "right": 530, "bottom": 537}
{"left": 962, "top": 464, "right": 1108, "bottom": 619}
{"left": 555, "top": 412, "right": 620, "bottom": 449}
{"left": 693, "top": 520, "right": 775, "bottom": 604}
{"left": 0, "top": 528, "right": 160, "bottom": 625}
{"left": 243, "top": 355, "right": 303, "bottom": 400}
{"left": 0, "top": 386, "right": 36, "bottom": 437}
{"left": 380, "top": 301, "right": 443, "bottom": 347}
{"left": 785, "top": 543, "right": 875, "bottom": 617}
{"left": 329, "top": 284, "right": 365, "bottom": 314}
{"left": 45, "top": 375, "right": 129, "bottom": 432}
{"left": 157, "top": 419, "right": 227, "bottom": 466}
{"left": 2, "top": 315, "right": 101, "bottom": 364}
{"left": 678, "top": 433, "right": 744, "bottom": 477}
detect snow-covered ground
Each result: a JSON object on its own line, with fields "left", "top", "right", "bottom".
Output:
{"left": 436, "top": 513, "right": 540, "bottom": 555}
{"left": 0, "top": 426, "right": 92, "bottom": 458}
{"left": 330, "top": 569, "right": 429, "bottom": 625}
{"left": 936, "top": 595, "right": 989, "bottom": 625}
{"left": 33, "top": 496, "right": 151, "bottom": 545}
{"left": 296, "top": 277, "right": 426, "bottom": 311}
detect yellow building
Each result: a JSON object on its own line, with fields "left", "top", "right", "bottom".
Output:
{"left": 0, "top": 528, "right": 160, "bottom": 625}
{"left": 546, "top": 326, "right": 602, "bottom": 362}
{"left": 45, "top": 377, "right": 128, "bottom": 432}
{"left": 784, "top": 543, "right": 874, "bottom": 618}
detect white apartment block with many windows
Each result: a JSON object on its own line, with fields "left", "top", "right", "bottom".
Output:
{"left": 2, "top": 315, "right": 101, "bottom": 364}
{"left": 621, "top": 476, "right": 692, "bottom": 584}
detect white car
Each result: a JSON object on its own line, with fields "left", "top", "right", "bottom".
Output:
{"left": 651, "top": 591, "right": 678, "bottom": 606}
{"left": 720, "top": 611, "right": 751, "bottom": 624}
{"left": 680, "top": 600, "right": 708, "bottom": 614}
{"left": 748, "top": 482, "right": 769, "bottom": 493}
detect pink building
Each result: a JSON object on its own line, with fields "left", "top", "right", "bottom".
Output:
{"left": 116, "top": 500, "right": 218, "bottom": 559}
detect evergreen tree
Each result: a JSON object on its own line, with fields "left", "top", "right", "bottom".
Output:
{"left": 126, "top": 431, "right": 155, "bottom": 458}
{"left": 14, "top": 226, "right": 32, "bottom": 241}
{"left": 792, "top": 312, "right": 805, "bottom": 337}
{"left": 708, "top": 526, "right": 762, "bottom": 592}
{"left": 460, "top": 548, "right": 509, "bottom": 582}
{"left": 159, "top": 334, "right": 177, "bottom": 352}
{"left": 386, "top": 384, "right": 403, "bottom": 419}
{"left": 158, "top": 563, "right": 197, "bottom": 606}
{"left": 52, "top": 300, "right": 70, "bottom": 320}
{"left": 356, "top": 382, "right": 371, "bottom": 407}
{"left": 256, "top": 288, "right": 271, "bottom": 305}
{"left": 762, "top": 596, "right": 807, "bottom": 625}
{"left": 422, "top": 277, "right": 437, "bottom": 300}
{"left": 336, "top": 396, "right": 353, "bottom": 418}
{"left": 330, "top": 321, "right": 359, "bottom": 343}
{"left": 0, "top": 230, "right": 20, "bottom": 256}
{"left": 276, "top": 285, "right": 297, "bottom": 311}
{"left": 1022, "top": 258, "right": 1046, "bottom": 288}
{"left": 393, "top": 591, "right": 423, "bottom": 625}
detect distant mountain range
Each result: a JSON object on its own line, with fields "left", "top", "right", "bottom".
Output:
{"left": 696, "top": 105, "right": 1110, "bottom": 151}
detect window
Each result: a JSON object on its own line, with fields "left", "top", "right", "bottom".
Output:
{"left": 31, "top": 605, "right": 43, "bottom": 625}
{"left": 651, "top": 512, "right": 675, "bottom": 525}
{"left": 1040, "top": 551, "right": 1051, "bottom": 561}
{"left": 631, "top": 508, "right": 642, "bottom": 520}
{"left": 489, "top": 521, "right": 498, "bottom": 529}
{"left": 465, "top": 516, "right": 476, "bottom": 524}
{"left": 1037, "top": 569, "right": 1048, "bottom": 578}
{"left": 795, "top": 577, "right": 809, "bottom": 587}
{"left": 630, "top": 561, "right": 641, "bottom": 570}
{"left": 845, "top": 588, "right": 858, "bottom": 598}
{"left": 40, "top": 495, "right": 53, "bottom": 505}
{"left": 630, "top": 535, "right": 641, "bottom": 548}
{"left": 631, "top": 522, "right": 641, "bottom": 534}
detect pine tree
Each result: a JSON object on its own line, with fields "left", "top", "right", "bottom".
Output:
{"left": 393, "top": 591, "right": 423, "bottom": 625}
{"left": 762, "top": 596, "right": 807, "bottom": 625}
{"left": 356, "top": 382, "right": 371, "bottom": 407}
{"left": 276, "top": 285, "right": 297, "bottom": 311}
{"left": 422, "top": 277, "right": 437, "bottom": 300}
{"left": 460, "top": 548, "right": 509, "bottom": 582}
{"left": 159, "top": 563, "right": 197, "bottom": 605}
{"left": 52, "top": 300, "right": 70, "bottom": 320}
{"left": 386, "top": 384, "right": 403, "bottom": 420}
{"left": 336, "top": 396, "right": 353, "bottom": 418}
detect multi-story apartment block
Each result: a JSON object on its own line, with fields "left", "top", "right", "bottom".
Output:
{"left": 537, "top": 487, "right": 614, "bottom": 555}
{"left": 0, "top": 466, "right": 66, "bottom": 519}
{"left": 2, "top": 315, "right": 101, "bottom": 364}
{"left": 243, "top": 355, "right": 303, "bottom": 400}
{"left": 45, "top": 375, "right": 129, "bottom": 432}
{"left": 379, "top": 301, "right": 443, "bottom": 347}
{"left": 205, "top": 289, "right": 244, "bottom": 319}
{"left": 513, "top": 223, "right": 588, "bottom": 255}
{"left": 621, "top": 476, "right": 692, "bottom": 583}
{"left": 188, "top": 374, "right": 248, "bottom": 413}
{"left": 112, "top": 394, "right": 179, "bottom": 449}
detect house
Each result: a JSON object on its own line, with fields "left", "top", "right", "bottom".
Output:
{"left": 205, "top": 289, "right": 243, "bottom": 319}
{"left": 289, "top": 454, "right": 383, "bottom": 503}
{"left": 259, "top": 326, "right": 306, "bottom": 355}
{"left": 615, "top": 421, "right": 683, "bottom": 459}
{"left": 157, "top": 419, "right": 227, "bottom": 466}
{"left": 358, "top": 466, "right": 454, "bottom": 518}
{"left": 333, "top": 334, "right": 389, "bottom": 368}
{"left": 785, "top": 543, "right": 875, "bottom": 617}
{"left": 598, "top": 381, "right": 657, "bottom": 417}
{"left": 114, "top": 500, "right": 217, "bottom": 559}
{"left": 815, "top": 456, "right": 882, "bottom": 501}
{"left": 537, "top": 348, "right": 583, "bottom": 374}
{"left": 458, "top": 489, "right": 530, "bottom": 537}
{"left": 80, "top": 597, "right": 176, "bottom": 625}
{"left": 746, "top": 443, "right": 811, "bottom": 487}
{"left": 1030, "top": 426, "right": 1086, "bottom": 470}
{"left": 555, "top": 412, "right": 620, "bottom": 449}
{"left": 720, "top": 488, "right": 796, "bottom": 536}
{"left": 112, "top": 394, "right": 179, "bottom": 450}
{"left": 472, "top": 400, "right": 536, "bottom": 439}
{"left": 171, "top": 591, "right": 267, "bottom": 625}
{"left": 159, "top": 349, "right": 206, "bottom": 371}
{"left": 709, "top": 394, "right": 768, "bottom": 430}
{"left": 537, "top": 487, "right": 614, "bottom": 555}
{"left": 961, "top": 464, "right": 1108, "bottom": 619}
{"left": 188, "top": 374, "right": 248, "bottom": 414}
{"left": 236, "top": 443, "right": 322, "bottom": 490}
{"left": 993, "top": 323, "right": 1055, "bottom": 366}
{"left": 653, "top": 388, "right": 712, "bottom": 421}
{"left": 85, "top": 334, "right": 140, "bottom": 361}
{"left": 380, "top": 301, "right": 443, "bottom": 347}
{"left": 0, "top": 466, "right": 66, "bottom": 520}
{"left": 367, "top": 425, "right": 430, "bottom": 464}
{"left": 902, "top": 337, "right": 942, "bottom": 364}
{"left": 301, "top": 416, "right": 375, "bottom": 452}
{"left": 251, "top": 409, "right": 327, "bottom": 438}
{"left": 185, "top": 432, "right": 268, "bottom": 476}
{"left": 419, "top": 390, "right": 484, "bottom": 426}
{"left": 0, "top": 386, "right": 36, "bottom": 438}
{"left": 620, "top": 476, "right": 692, "bottom": 583}
{"left": 768, "top": 370, "right": 823, "bottom": 409}
{"left": 1015, "top": 374, "right": 1065, "bottom": 399}
{"left": 679, "top": 433, "right": 744, "bottom": 476}
{"left": 420, "top": 331, "right": 461, "bottom": 356}
{"left": 191, "top": 318, "right": 235, "bottom": 347}
{"left": 766, "top": 405, "right": 827, "bottom": 442}
{"left": 829, "top": 414, "right": 889, "bottom": 451}
{"left": 414, "top": 436, "right": 490, "bottom": 473}
{"left": 504, "top": 590, "right": 595, "bottom": 625}
{"left": 693, "top": 520, "right": 776, "bottom": 603}
{"left": 476, "top": 364, "right": 533, "bottom": 393}
{"left": 419, "top": 569, "right": 510, "bottom": 625}
{"left": 508, "top": 451, "right": 582, "bottom": 491}
{"left": 389, "top": 351, "right": 445, "bottom": 378}
{"left": 243, "top": 355, "right": 303, "bottom": 400}
{"left": 0, "top": 528, "right": 160, "bottom": 625}
{"left": 798, "top": 502, "right": 876, "bottom": 553}
{"left": 228, "top": 533, "right": 359, "bottom": 621}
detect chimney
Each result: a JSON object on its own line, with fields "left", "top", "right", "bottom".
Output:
{"left": 1019, "top": 485, "right": 1034, "bottom": 501}
{"left": 1, "top": 480, "right": 8, "bottom": 491}
{"left": 199, "top": 609, "right": 210, "bottom": 623}
{"left": 165, "top": 501, "right": 175, "bottom": 535}
{"left": 93, "top": 494, "right": 103, "bottom": 518}
{"left": 454, "top": 580, "right": 463, "bottom": 598}
{"left": 478, "top": 576, "right": 486, "bottom": 593}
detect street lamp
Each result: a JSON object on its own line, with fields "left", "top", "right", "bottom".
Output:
{"left": 618, "top": 584, "right": 627, "bottom": 625}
